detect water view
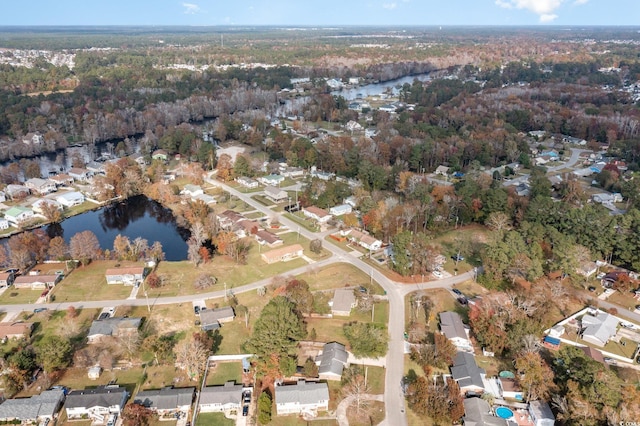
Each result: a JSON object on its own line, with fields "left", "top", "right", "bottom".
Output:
{"left": 46, "top": 195, "right": 189, "bottom": 261}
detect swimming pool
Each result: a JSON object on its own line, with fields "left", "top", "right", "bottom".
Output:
{"left": 496, "top": 407, "right": 514, "bottom": 419}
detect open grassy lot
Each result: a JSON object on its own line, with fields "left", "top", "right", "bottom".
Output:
{"left": 196, "top": 413, "right": 235, "bottom": 426}
{"left": 55, "top": 366, "right": 144, "bottom": 395}
{"left": 0, "top": 288, "right": 44, "bottom": 305}
{"left": 25, "top": 307, "right": 100, "bottom": 344}
{"left": 50, "top": 260, "right": 138, "bottom": 302}
{"left": 405, "top": 288, "right": 463, "bottom": 332}
{"left": 206, "top": 361, "right": 242, "bottom": 386}
{"left": 348, "top": 400, "right": 385, "bottom": 426}
{"left": 298, "top": 263, "right": 376, "bottom": 292}
{"left": 284, "top": 212, "right": 320, "bottom": 232}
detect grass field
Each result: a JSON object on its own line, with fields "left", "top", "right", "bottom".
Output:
{"left": 196, "top": 412, "right": 235, "bottom": 426}
{"left": 405, "top": 288, "right": 462, "bottom": 333}
{"left": 284, "top": 212, "right": 320, "bottom": 232}
{"left": 0, "top": 288, "right": 44, "bottom": 305}
{"left": 206, "top": 361, "right": 243, "bottom": 385}
{"left": 51, "top": 261, "right": 138, "bottom": 302}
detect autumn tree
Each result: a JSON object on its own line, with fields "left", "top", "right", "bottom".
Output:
{"left": 69, "top": 230, "right": 101, "bottom": 266}
{"left": 341, "top": 365, "right": 371, "bottom": 420}
{"left": 514, "top": 351, "right": 555, "bottom": 401}
{"left": 194, "top": 274, "right": 216, "bottom": 290}
{"left": 343, "top": 322, "right": 388, "bottom": 358}
{"left": 36, "top": 335, "right": 72, "bottom": 377}
{"left": 283, "top": 278, "right": 314, "bottom": 314}
{"left": 48, "top": 236, "right": 69, "bottom": 260}
{"left": 174, "top": 335, "right": 209, "bottom": 381}
{"left": 122, "top": 403, "right": 154, "bottom": 426}
{"left": 41, "top": 201, "right": 63, "bottom": 223}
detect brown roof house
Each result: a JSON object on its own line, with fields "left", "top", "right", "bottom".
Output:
{"left": 14, "top": 274, "right": 62, "bottom": 290}
{"left": 330, "top": 289, "right": 357, "bottom": 316}
{"left": 0, "top": 322, "right": 33, "bottom": 340}
{"left": 105, "top": 266, "right": 146, "bottom": 286}
{"left": 261, "top": 244, "right": 304, "bottom": 264}
{"left": 303, "top": 206, "right": 332, "bottom": 223}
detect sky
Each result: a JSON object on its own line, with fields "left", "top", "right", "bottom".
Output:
{"left": 1, "top": 0, "right": 638, "bottom": 26}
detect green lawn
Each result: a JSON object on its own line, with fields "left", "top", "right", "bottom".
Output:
{"left": 50, "top": 261, "right": 137, "bottom": 302}
{"left": 0, "top": 288, "right": 44, "bottom": 305}
{"left": 284, "top": 212, "right": 320, "bottom": 232}
{"left": 196, "top": 412, "right": 235, "bottom": 426}
{"left": 206, "top": 361, "right": 242, "bottom": 386}
{"left": 364, "top": 366, "right": 385, "bottom": 394}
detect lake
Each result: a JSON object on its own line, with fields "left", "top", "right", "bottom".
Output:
{"left": 46, "top": 195, "right": 190, "bottom": 261}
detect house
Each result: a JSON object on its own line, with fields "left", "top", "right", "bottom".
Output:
{"left": 182, "top": 184, "right": 204, "bottom": 198}
{"left": 435, "top": 165, "right": 450, "bottom": 176}
{"left": 14, "top": 274, "right": 61, "bottom": 289}
{"left": 237, "top": 219, "right": 261, "bottom": 237}
{"left": 199, "top": 306, "right": 235, "bottom": 331}
{"left": 261, "top": 244, "right": 304, "bottom": 264}
{"left": 68, "top": 167, "right": 92, "bottom": 182}
{"left": 130, "top": 154, "right": 147, "bottom": 167}
{"left": 310, "top": 169, "right": 335, "bottom": 181}
{"left": 378, "top": 104, "right": 397, "bottom": 113}
{"left": 193, "top": 193, "right": 217, "bottom": 205}
{"left": 498, "top": 377, "right": 523, "bottom": 400}
{"left": 0, "top": 272, "right": 15, "bottom": 288}
{"left": 344, "top": 229, "right": 382, "bottom": 251}
{"left": 255, "top": 229, "right": 283, "bottom": 247}
{"left": 345, "top": 120, "right": 363, "bottom": 132}
{"left": 88, "top": 366, "right": 102, "bottom": 380}
{"left": 263, "top": 185, "right": 288, "bottom": 203}
{"left": 105, "top": 266, "right": 146, "bottom": 285}
{"left": 579, "top": 346, "right": 606, "bottom": 365}
{"left": 326, "top": 78, "right": 343, "bottom": 90}
{"left": 4, "top": 184, "right": 30, "bottom": 200}
{"left": 4, "top": 206, "right": 34, "bottom": 225}
{"left": 198, "top": 382, "right": 243, "bottom": 413}
{"left": 330, "top": 289, "right": 357, "bottom": 316}
{"left": 344, "top": 196, "right": 358, "bottom": 208}
{"left": 275, "top": 380, "right": 330, "bottom": 416}
{"left": 86, "top": 162, "right": 106, "bottom": 175}
{"left": 0, "top": 389, "right": 65, "bottom": 424}
{"left": 316, "top": 342, "right": 349, "bottom": 381}
{"left": 581, "top": 310, "right": 619, "bottom": 347}
{"left": 134, "top": 387, "right": 195, "bottom": 416}
{"left": 24, "top": 178, "right": 57, "bottom": 195}
{"left": 439, "top": 311, "right": 473, "bottom": 353}
{"left": 151, "top": 149, "right": 169, "bottom": 162}
{"left": 21, "top": 132, "right": 44, "bottom": 145}
{"left": 0, "top": 218, "right": 8, "bottom": 230}
{"left": 57, "top": 191, "right": 86, "bottom": 207}
{"left": 0, "top": 322, "right": 33, "bottom": 340}
{"left": 329, "top": 204, "right": 353, "bottom": 216}
{"left": 303, "top": 206, "right": 332, "bottom": 223}
{"left": 64, "top": 386, "right": 128, "bottom": 422}
{"left": 528, "top": 400, "right": 555, "bottom": 426}
{"left": 576, "top": 261, "right": 598, "bottom": 278}
{"left": 450, "top": 351, "right": 486, "bottom": 395}
{"left": 462, "top": 397, "right": 507, "bottom": 426}
{"left": 217, "top": 210, "right": 245, "bottom": 230}
{"left": 259, "top": 174, "right": 285, "bottom": 187}
{"left": 87, "top": 317, "right": 142, "bottom": 343}
{"left": 236, "top": 176, "right": 259, "bottom": 189}
{"left": 282, "top": 167, "right": 305, "bottom": 178}
{"left": 592, "top": 193, "right": 623, "bottom": 204}
{"left": 32, "top": 198, "right": 63, "bottom": 215}
{"left": 49, "top": 173, "right": 74, "bottom": 187}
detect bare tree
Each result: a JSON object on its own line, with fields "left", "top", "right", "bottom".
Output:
{"left": 174, "top": 336, "right": 209, "bottom": 381}
{"left": 194, "top": 274, "right": 216, "bottom": 290}
{"left": 69, "top": 231, "right": 101, "bottom": 266}
{"left": 117, "top": 330, "right": 141, "bottom": 360}
{"left": 341, "top": 367, "right": 371, "bottom": 421}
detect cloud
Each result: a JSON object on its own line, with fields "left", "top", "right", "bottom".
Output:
{"left": 494, "top": 0, "right": 590, "bottom": 22}
{"left": 383, "top": 2, "right": 397, "bottom": 10}
{"left": 540, "top": 13, "right": 559, "bottom": 22}
{"left": 182, "top": 2, "right": 201, "bottom": 14}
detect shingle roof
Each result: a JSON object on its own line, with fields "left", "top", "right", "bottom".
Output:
{"left": 304, "top": 206, "right": 330, "bottom": 218}
{"left": 440, "top": 311, "right": 468, "bottom": 341}
{"left": 275, "top": 381, "right": 329, "bottom": 405}
{"left": 199, "top": 307, "right": 235, "bottom": 330}
{"left": 316, "top": 342, "right": 348, "bottom": 376}
{"left": 88, "top": 317, "right": 142, "bottom": 339}
{"left": 463, "top": 397, "right": 507, "bottom": 426}
{"left": 529, "top": 400, "right": 555, "bottom": 421}
{"left": 451, "top": 352, "right": 485, "bottom": 390}
{"left": 65, "top": 386, "right": 128, "bottom": 410}
{"left": 0, "top": 389, "right": 64, "bottom": 421}
{"left": 199, "top": 382, "right": 242, "bottom": 406}
{"left": 134, "top": 387, "right": 195, "bottom": 410}
{"left": 331, "top": 289, "right": 356, "bottom": 314}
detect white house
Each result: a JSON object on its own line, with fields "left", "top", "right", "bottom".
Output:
{"left": 345, "top": 120, "right": 363, "bottom": 132}
{"left": 22, "top": 132, "right": 44, "bottom": 145}
{"left": 32, "top": 199, "right": 63, "bottom": 215}
{"left": 275, "top": 380, "right": 329, "bottom": 416}
{"left": 303, "top": 206, "right": 332, "bottom": 223}
{"left": 343, "top": 229, "right": 382, "bottom": 251}
{"left": 264, "top": 186, "right": 288, "bottom": 203}
{"left": 64, "top": 386, "right": 128, "bottom": 423}
{"left": 4, "top": 206, "right": 34, "bottom": 225}
{"left": 68, "top": 168, "right": 92, "bottom": 182}
{"left": 329, "top": 204, "right": 353, "bottom": 216}
{"left": 281, "top": 167, "right": 305, "bottom": 178}
{"left": 259, "top": 174, "right": 285, "bottom": 187}
{"left": 24, "top": 178, "right": 57, "bottom": 195}
{"left": 435, "top": 165, "right": 450, "bottom": 176}
{"left": 439, "top": 312, "right": 473, "bottom": 353}
{"left": 4, "top": 185, "right": 30, "bottom": 200}
{"left": 198, "top": 382, "right": 243, "bottom": 413}
{"left": 592, "top": 193, "right": 623, "bottom": 204}
{"left": 0, "top": 219, "right": 9, "bottom": 230}
{"left": 378, "top": 104, "right": 397, "bottom": 113}
{"left": 235, "top": 176, "right": 259, "bottom": 189}
{"left": 105, "top": 267, "right": 146, "bottom": 285}
{"left": 182, "top": 184, "right": 204, "bottom": 197}
{"left": 57, "top": 191, "right": 86, "bottom": 207}
{"left": 581, "top": 310, "right": 619, "bottom": 347}
{"left": 134, "top": 387, "right": 195, "bottom": 417}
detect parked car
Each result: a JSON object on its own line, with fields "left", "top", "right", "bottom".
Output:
{"left": 588, "top": 286, "right": 596, "bottom": 292}
{"left": 194, "top": 305, "right": 200, "bottom": 315}
{"left": 432, "top": 270, "right": 443, "bottom": 279}
{"left": 242, "top": 405, "right": 249, "bottom": 416}
{"left": 604, "top": 357, "right": 617, "bottom": 366}
{"left": 106, "top": 414, "right": 117, "bottom": 426}
{"left": 33, "top": 308, "right": 47, "bottom": 313}
{"left": 452, "top": 289, "right": 463, "bottom": 296}
{"left": 243, "top": 391, "right": 251, "bottom": 403}
{"left": 457, "top": 297, "right": 468, "bottom": 305}
{"left": 452, "top": 254, "right": 465, "bottom": 262}
{"left": 98, "top": 312, "right": 110, "bottom": 320}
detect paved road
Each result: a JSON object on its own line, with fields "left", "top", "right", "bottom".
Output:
{"left": 504, "top": 147, "right": 591, "bottom": 188}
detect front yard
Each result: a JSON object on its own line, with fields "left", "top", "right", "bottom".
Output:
{"left": 50, "top": 260, "right": 139, "bottom": 302}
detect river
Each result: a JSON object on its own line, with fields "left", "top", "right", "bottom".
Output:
{"left": 45, "top": 195, "right": 190, "bottom": 261}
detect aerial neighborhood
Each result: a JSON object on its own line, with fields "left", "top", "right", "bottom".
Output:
{"left": 0, "top": 21, "right": 638, "bottom": 426}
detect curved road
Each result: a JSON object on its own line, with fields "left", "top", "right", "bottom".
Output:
{"left": 0, "top": 175, "right": 478, "bottom": 426}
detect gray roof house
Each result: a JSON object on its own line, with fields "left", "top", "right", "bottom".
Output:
{"left": 0, "top": 389, "right": 65, "bottom": 423}
{"left": 134, "top": 387, "right": 195, "bottom": 415}
{"left": 439, "top": 311, "right": 473, "bottom": 353}
{"left": 87, "top": 317, "right": 142, "bottom": 343}
{"left": 199, "top": 307, "right": 235, "bottom": 331}
{"left": 275, "top": 380, "right": 330, "bottom": 416}
{"left": 316, "top": 342, "right": 349, "bottom": 380}
{"left": 462, "top": 397, "right": 507, "bottom": 426}
{"left": 65, "top": 386, "right": 128, "bottom": 422}
{"left": 264, "top": 185, "right": 288, "bottom": 203}
{"left": 198, "top": 382, "right": 243, "bottom": 413}
{"left": 528, "top": 400, "right": 555, "bottom": 426}
{"left": 581, "top": 310, "right": 619, "bottom": 347}
{"left": 450, "top": 351, "right": 486, "bottom": 394}
{"left": 330, "top": 289, "right": 357, "bottom": 316}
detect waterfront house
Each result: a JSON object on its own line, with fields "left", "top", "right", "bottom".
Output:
{"left": 32, "top": 198, "right": 63, "bottom": 215}
{"left": 105, "top": 266, "right": 146, "bottom": 285}
{"left": 0, "top": 219, "right": 9, "bottom": 230}
{"left": 57, "top": 191, "right": 86, "bottom": 207}
{"left": 25, "top": 178, "right": 57, "bottom": 195}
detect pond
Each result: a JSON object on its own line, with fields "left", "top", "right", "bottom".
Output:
{"left": 46, "top": 195, "right": 190, "bottom": 261}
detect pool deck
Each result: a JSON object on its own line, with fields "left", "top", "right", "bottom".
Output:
{"left": 508, "top": 408, "right": 534, "bottom": 426}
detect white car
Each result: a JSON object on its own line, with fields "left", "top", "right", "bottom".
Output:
{"left": 432, "top": 270, "right": 444, "bottom": 279}
{"left": 106, "top": 414, "right": 117, "bottom": 426}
